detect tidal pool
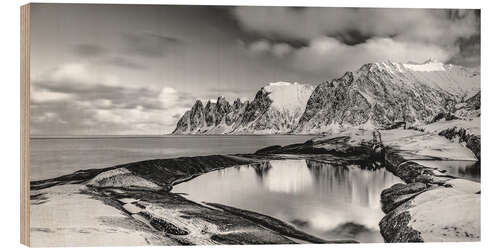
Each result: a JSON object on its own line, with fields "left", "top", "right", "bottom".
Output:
{"left": 173, "top": 159, "right": 402, "bottom": 242}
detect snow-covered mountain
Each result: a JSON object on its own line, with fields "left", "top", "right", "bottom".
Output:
{"left": 294, "top": 60, "right": 480, "bottom": 134}
{"left": 171, "top": 82, "right": 315, "bottom": 134}
{"left": 172, "top": 60, "right": 480, "bottom": 135}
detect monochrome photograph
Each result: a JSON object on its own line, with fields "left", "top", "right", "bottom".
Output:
{"left": 22, "top": 3, "right": 480, "bottom": 247}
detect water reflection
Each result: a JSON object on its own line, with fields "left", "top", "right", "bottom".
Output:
{"left": 173, "top": 159, "right": 402, "bottom": 243}
{"left": 260, "top": 160, "right": 314, "bottom": 193}
{"left": 413, "top": 160, "right": 480, "bottom": 182}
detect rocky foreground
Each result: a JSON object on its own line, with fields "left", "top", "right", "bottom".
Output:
{"left": 379, "top": 130, "right": 480, "bottom": 242}
{"left": 30, "top": 154, "right": 358, "bottom": 246}
{"left": 30, "top": 121, "right": 480, "bottom": 246}
{"left": 255, "top": 126, "right": 480, "bottom": 242}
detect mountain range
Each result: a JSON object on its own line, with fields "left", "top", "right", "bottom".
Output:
{"left": 172, "top": 60, "right": 480, "bottom": 135}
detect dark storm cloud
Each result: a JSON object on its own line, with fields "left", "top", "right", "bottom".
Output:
{"left": 447, "top": 34, "right": 481, "bottom": 67}
{"left": 233, "top": 7, "right": 479, "bottom": 44}
{"left": 122, "top": 32, "right": 185, "bottom": 58}
{"left": 330, "top": 30, "right": 373, "bottom": 46}
{"left": 234, "top": 7, "right": 481, "bottom": 77}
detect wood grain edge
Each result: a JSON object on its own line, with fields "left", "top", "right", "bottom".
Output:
{"left": 20, "top": 3, "right": 30, "bottom": 247}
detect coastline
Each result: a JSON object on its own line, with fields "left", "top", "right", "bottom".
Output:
{"left": 30, "top": 154, "right": 346, "bottom": 246}
{"left": 30, "top": 134, "right": 319, "bottom": 139}
{"left": 30, "top": 125, "right": 480, "bottom": 245}
{"left": 376, "top": 130, "right": 480, "bottom": 242}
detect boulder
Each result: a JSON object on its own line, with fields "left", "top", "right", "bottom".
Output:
{"left": 381, "top": 182, "right": 427, "bottom": 214}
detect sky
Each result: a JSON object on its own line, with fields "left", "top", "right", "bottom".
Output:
{"left": 29, "top": 4, "right": 480, "bottom": 135}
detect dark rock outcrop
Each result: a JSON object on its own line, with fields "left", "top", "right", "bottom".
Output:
{"left": 379, "top": 206, "right": 424, "bottom": 243}
{"left": 31, "top": 155, "right": 257, "bottom": 191}
{"left": 380, "top": 182, "right": 428, "bottom": 214}
{"left": 438, "top": 127, "right": 481, "bottom": 160}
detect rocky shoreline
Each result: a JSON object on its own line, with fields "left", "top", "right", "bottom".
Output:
{"left": 31, "top": 154, "right": 357, "bottom": 246}
{"left": 247, "top": 128, "right": 481, "bottom": 242}
{"left": 377, "top": 133, "right": 480, "bottom": 242}
{"left": 30, "top": 126, "right": 480, "bottom": 245}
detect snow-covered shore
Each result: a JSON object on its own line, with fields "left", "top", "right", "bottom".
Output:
{"left": 30, "top": 124, "right": 481, "bottom": 245}
{"left": 30, "top": 184, "right": 173, "bottom": 247}
{"left": 379, "top": 128, "right": 480, "bottom": 242}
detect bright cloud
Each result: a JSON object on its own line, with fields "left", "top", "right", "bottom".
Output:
{"left": 245, "top": 40, "right": 293, "bottom": 58}
{"left": 290, "top": 37, "right": 457, "bottom": 76}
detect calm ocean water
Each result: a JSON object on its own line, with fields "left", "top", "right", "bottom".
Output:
{"left": 29, "top": 135, "right": 314, "bottom": 181}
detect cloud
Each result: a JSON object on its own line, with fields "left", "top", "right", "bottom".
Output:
{"left": 293, "top": 37, "right": 456, "bottom": 77}
{"left": 122, "top": 32, "right": 185, "bottom": 58}
{"left": 30, "top": 63, "right": 193, "bottom": 135}
{"left": 31, "top": 85, "right": 75, "bottom": 103}
{"left": 447, "top": 34, "right": 481, "bottom": 67}
{"left": 73, "top": 43, "right": 149, "bottom": 70}
{"left": 244, "top": 36, "right": 456, "bottom": 78}
{"left": 233, "top": 7, "right": 480, "bottom": 69}
{"left": 74, "top": 43, "right": 106, "bottom": 57}
{"left": 107, "top": 57, "right": 148, "bottom": 70}
{"left": 31, "top": 112, "right": 68, "bottom": 125}
{"left": 233, "top": 7, "right": 479, "bottom": 45}
{"left": 245, "top": 39, "right": 293, "bottom": 58}
{"left": 37, "top": 62, "right": 120, "bottom": 90}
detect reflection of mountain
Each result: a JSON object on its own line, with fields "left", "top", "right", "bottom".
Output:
{"left": 251, "top": 159, "right": 402, "bottom": 208}
{"left": 305, "top": 160, "right": 402, "bottom": 208}
{"left": 415, "top": 160, "right": 480, "bottom": 182}
{"left": 251, "top": 162, "right": 272, "bottom": 180}
{"left": 458, "top": 162, "right": 480, "bottom": 181}
{"left": 259, "top": 160, "right": 314, "bottom": 193}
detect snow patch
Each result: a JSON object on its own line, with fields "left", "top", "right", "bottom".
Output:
{"left": 403, "top": 61, "right": 446, "bottom": 72}
{"left": 408, "top": 185, "right": 480, "bottom": 242}
{"left": 263, "top": 82, "right": 315, "bottom": 116}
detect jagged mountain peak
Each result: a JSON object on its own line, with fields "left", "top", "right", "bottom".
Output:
{"left": 293, "top": 59, "right": 480, "bottom": 134}
{"left": 173, "top": 60, "right": 480, "bottom": 135}
{"left": 194, "top": 99, "right": 203, "bottom": 106}
{"left": 233, "top": 97, "right": 242, "bottom": 105}
{"left": 172, "top": 81, "right": 315, "bottom": 134}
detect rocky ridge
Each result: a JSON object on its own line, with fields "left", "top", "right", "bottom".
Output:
{"left": 172, "top": 82, "right": 314, "bottom": 134}
{"left": 173, "top": 60, "right": 480, "bottom": 134}
{"left": 294, "top": 61, "right": 479, "bottom": 133}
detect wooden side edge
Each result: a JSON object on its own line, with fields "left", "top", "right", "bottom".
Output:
{"left": 20, "top": 3, "right": 30, "bottom": 247}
